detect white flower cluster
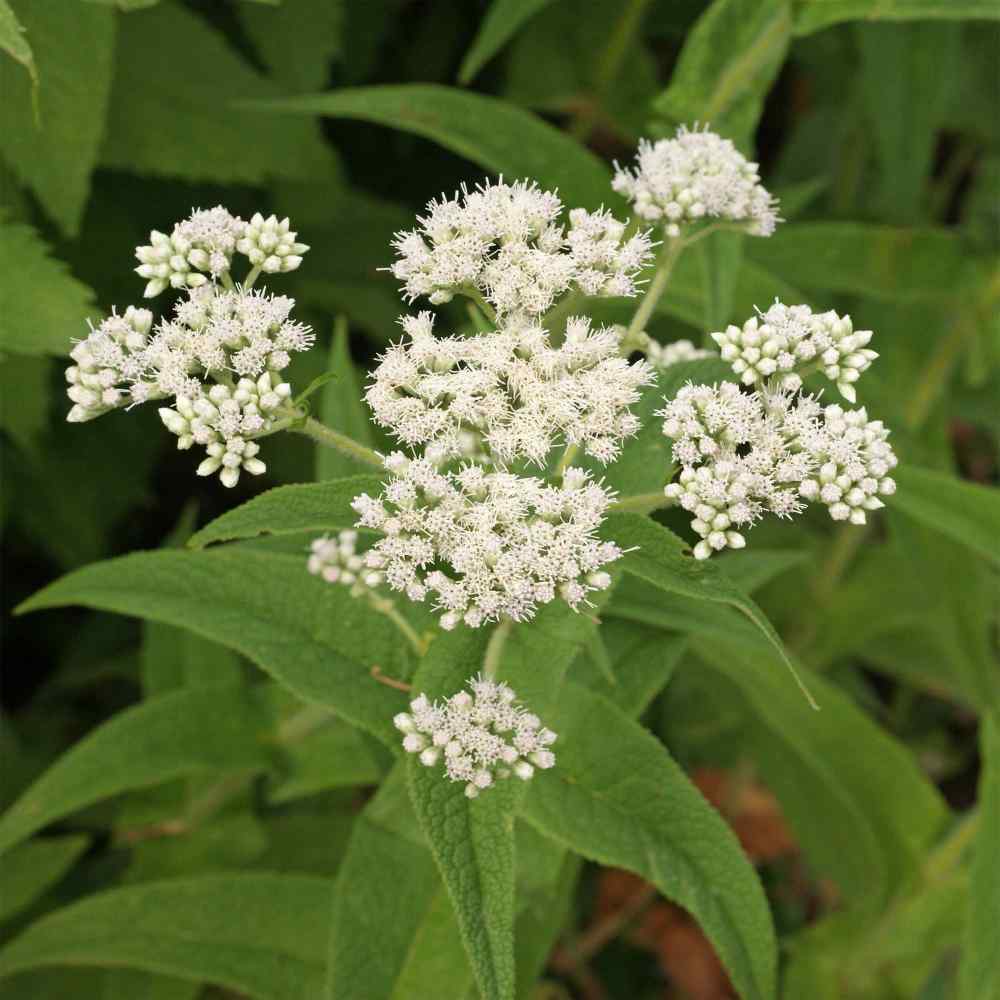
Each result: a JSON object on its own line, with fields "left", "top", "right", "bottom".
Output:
{"left": 613, "top": 126, "right": 779, "bottom": 238}
{"left": 390, "top": 179, "right": 653, "bottom": 318}
{"left": 66, "top": 208, "right": 313, "bottom": 487}
{"left": 366, "top": 312, "right": 654, "bottom": 467}
{"left": 352, "top": 458, "right": 619, "bottom": 629}
{"left": 660, "top": 383, "right": 897, "bottom": 558}
{"left": 307, "top": 530, "right": 383, "bottom": 595}
{"left": 711, "top": 302, "right": 877, "bottom": 402}
{"left": 642, "top": 336, "right": 714, "bottom": 369}
{"left": 395, "top": 676, "right": 556, "bottom": 798}
{"left": 135, "top": 207, "right": 308, "bottom": 298}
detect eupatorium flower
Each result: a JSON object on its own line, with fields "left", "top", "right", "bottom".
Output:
{"left": 352, "top": 458, "right": 619, "bottom": 628}
{"left": 390, "top": 179, "right": 653, "bottom": 318}
{"left": 641, "top": 336, "right": 714, "bottom": 369}
{"left": 660, "top": 385, "right": 897, "bottom": 557}
{"left": 613, "top": 126, "right": 779, "bottom": 237}
{"left": 366, "top": 312, "right": 655, "bottom": 466}
{"left": 307, "top": 530, "right": 383, "bottom": 594}
{"left": 711, "top": 302, "right": 877, "bottom": 402}
{"left": 395, "top": 676, "right": 556, "bottom": 798}
{"left": 135, "top": 207, "right": 308, "bottom": 298}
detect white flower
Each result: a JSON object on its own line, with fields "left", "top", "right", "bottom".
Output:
{"left": 643, "top": 337, "right": 715, "bottom": 369}
{"left": 395, "top": 675, "right": 557, "bottom": 798}
{"left": 659, "top": 384, "right": 896, "bottom": 555}
{"left": 236, "top": 213, "right": 310, "bottom": 275}
{"left": 307, "top": 530, "right": 383, "bottom": 593}
{"left": 366, "top": 312, "right": 655, "bottom": 467}
{"left": 352, "top": 459, "right": 619, "bottom": 628}
{"left": 66, "top": 307, "right": 157, "bottom": 423}
{"left": 390, "top": 179, "right": 651, "bottom": 318}
{"left": 135, "top": 206, "right": 244, "bottom": 298}
{"left": 613, "top": 126, "right": 779, "bottom": 237}
{"left": 711, "top": 302, "right": 877, "bottom": 401}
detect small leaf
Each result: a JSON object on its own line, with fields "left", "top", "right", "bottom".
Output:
{"left": 891, "top": 464, "right": 1000, "bottom": 568}
{"left": 0, "top": 0, "right": 115, "bottom": 235}
{"left": 0, "top": 836, "right": 90, "bottom": 923}
{"left": 0, "top": 875, "right": 330, "bottom": 999}
{"left": 960, "top": 713, "right": 1000, "bottom": 1000}
{"left": 793, "top": 0, "right": 1000, "bottom": 36}
{"left": 0, "top": 683, "right": 274, "bottom": 856}
{"left": 188, "top": 475, "right": 382, "bottom": 549}
{"left": 0, "top": 219, "right": 96, "bottom": 356}
{"left": 654, "top": 0, "right": 791, "bottom": 148}
{"left": 523, "top": 681, "right": 778, "bottom": 1000}
{"left": 606, "top": 512, "right": 818, "bottom": 708}
{"left": 458, "top": 0, "right": 557, "bottom": 83}
{"left": 242, "top": 84, "right": 616, "bottom": 210}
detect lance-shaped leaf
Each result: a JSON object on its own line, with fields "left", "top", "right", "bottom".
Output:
{"left": 0, "top": 836, "right": 90, "bottom": 922}
{"left": 793, "top": 0, "right": 1000, "bottom": 36}
{"left": 0, "top": 875, "right": 331, "bottom": 999}
{"left": 522, "top": 681, "right": 777, "bottom": 1000}
{"left": 458, "top": 0, "right": 558, "bottom": 83}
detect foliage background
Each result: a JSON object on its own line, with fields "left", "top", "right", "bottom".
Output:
{"left": 0, "top": 1, "right": 997, "bottom": 998}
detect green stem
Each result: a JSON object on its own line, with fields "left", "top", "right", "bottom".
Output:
{"left": 482, "top": 618, "right": 513, "bottom": 680}
{"left": 462, "top": 286, "right": 497, "bottom": 326}
{"left": 366, "top": 591, "right": 430, "bottom": 658}
{"left": 557, "top": 443, "right": 580, "bottom": 476}
{"left": 290, "top": 416, "right": 383, "bottom": 469}
{"left": 624, "top": 237, "right": 683, "bottom": 342}
{"left": 611, "top": 492, "right": 671, "bottom": 514}
{"left": 220, "top": 272, "right": 236, "bottom": 292}
{"left": 242, "top": 264, "right": 262, "bottom": 290}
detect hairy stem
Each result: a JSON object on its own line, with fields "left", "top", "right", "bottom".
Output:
{"left": 482, "top": 618, "right": 514, "bottom": 679}
{"left": 290, "top": 416, "right": 383, "bottom": 469}
{"left": 624, "top": 236, "right": 683, "bottom": 342}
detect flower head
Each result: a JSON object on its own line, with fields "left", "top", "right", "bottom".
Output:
{"left": 395, "top": 676, "right": 557, "bottom": 798}
{"left": 307, "top": 530, "right": 384, "bottom": 594}
{"left": 390, "top": 179, "right": 652, "bottom": 318}
{"left": 352, "top": 458, "right": 619, "bottom": 628}
{"left": 642, "top": 336, "right": 714, "bottom": 369}
{"left": 613, "top": 126, "right": 779, "bottom": 237}
{"left": 366, "top": 312, "right": 655, "bottom": 467}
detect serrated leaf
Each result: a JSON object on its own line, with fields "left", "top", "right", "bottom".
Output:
{"left": 17, "top": 549, "right": 412, "bottom": 746}
{"left": 0, "top": 0, "right": 115, "bottom": 235}
{"left": 960, "top": 714, "right": 1000, "bottom": 1000}
{"left": 0, "top": 0, "right": 34, "bottom": 86}
{"left": 0, "top": 683, "right": 273, "bottom": 856}
{"left": 316, "top": 326, "right": 376, "bottom": 480}
{"left": 0, "top": 836, "right": 90, "bottom": 923}
{"left": 891, "top": 464, "right": 1000, "bottom": 568}
{"left": 606, "top": 512, "right": 817, "bottom": 707}
{"left": 0, "top": 219, "right": 96, "bottom": 356}
{"left": 523, "top": 681, "right": 777, "bottom": 1000}
{"left": 242, "top": 84, "right": 616, "bottom": 210}
{"left": 188, "top": 475, "right": 382, "bottom": 548}
{"left": 654, "top": 0, "right": 791, "bottom": 148}
{"left": 101, "top": 3, "right": 334, "bottom": 184}
{"left": 458, "top": 0, "right": 557, "bottom": 83}
{"left": 0, "top": 875, "right": 330, "bottom": 998}
{"left": 793, "top": 0, "right": 1000, "bottom": 36}
{"left": 746, "top": 223, "right": 980, "bottom": 300}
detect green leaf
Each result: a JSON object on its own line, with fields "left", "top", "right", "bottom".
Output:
{"left": 689, "top": 632, "right": 948, "bottom": 907}
{"left": 960, "top": 714, "right": 1000, "bottom": 1000}
{"left": 0, "top": 0, "right": 34, "bottom": 86}
{"left": 606, "top": 512, "right": 818, "bottom": 708}
{"left": 793, "top": 0, "right": 1000, "bottom": 36}
{"left": 0, "top": 355, "right": 50, "bottom": 453}
{"left": 242, "top": 84, "right": 616, "bottom": 210}
{"left": 0, "top": 0, "right": 115, "bottom": 235}
{"left": 0, "top": 219, "right": 96, "bottom": 356}
{"left": 458, "top": 0, "right": 558, "bottom": 83}
{"left": 745, "top": 223, "right": 980, "bottom": 301}
{"left": 523, "top": 681, "right": 777, "bottom": 1000}
{"left": 891, "top": 464, "right": 1000, "bottom": 568}
{"left": 0, "top": 836, "right": 90, "bottom": 923}
{"left": 0, "top": 683, "right": 273, "bottom": 856}
{"left": 17, "top": 549, "right": 411, "bottom": 746}
{"left": 654, "top": 0, "right": 791, "bottom": 148}
{"left": 188, "top": 475, "right": 382, "bottom": 549}
{"left": 316, "top": 325, "right": 377, "bottom": 480}
{"left": 698, "top": 230, "right": 745, "bottom": 330}
{"left": 0, "top": 874, "right": 330, "bottom": 999}
{"left": 404, "top": 628, "right": 514, "bottom": 1000}
{"left": 100, "top": 972, "right": 198, "bottom": 1000}
{"left": 101, "top": 3, "right": 334, "bottom": 184}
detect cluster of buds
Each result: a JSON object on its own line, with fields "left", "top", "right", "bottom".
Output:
{"left": 66, "top": 207, "right": 312, "bottom": 487}
{"left": 641, "top": 336, "right": 714, "bottom": 370}
{"left": 135, "top": 207, "right": 308, "bottom": 298}
{"left": 711, "top": 302, "right": 877, "bottom": 402}
{"left": 395, "top": 676, "right": 556, "bottom": 798}
{"left": 307, "top": 530, "right": 383, "bottom": 596}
